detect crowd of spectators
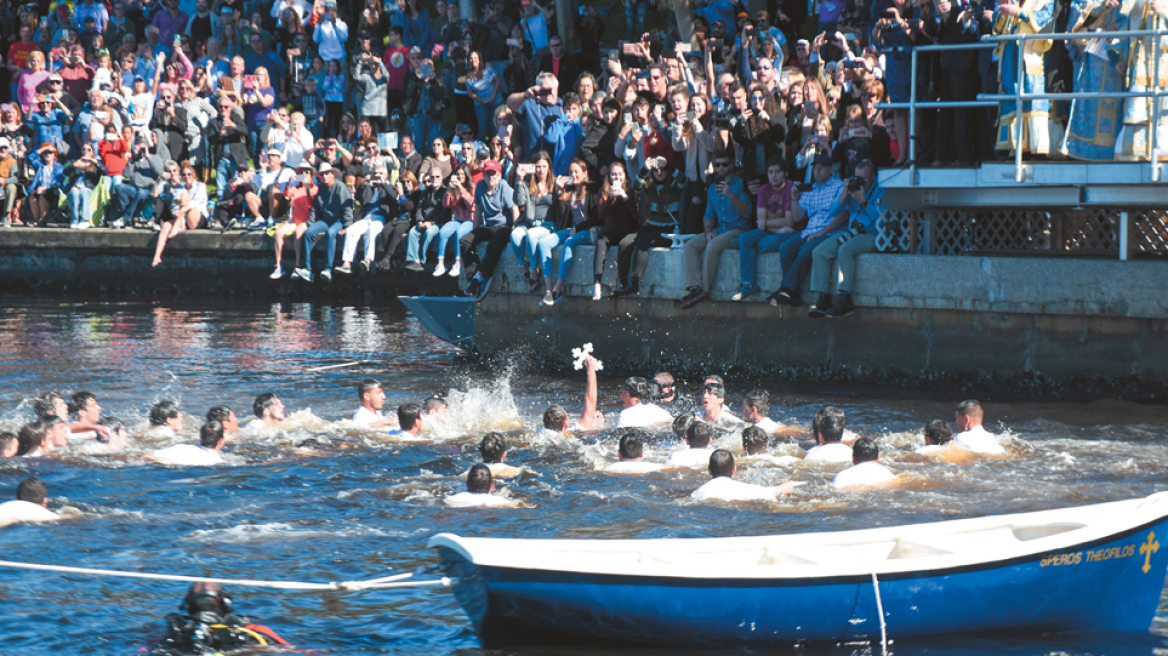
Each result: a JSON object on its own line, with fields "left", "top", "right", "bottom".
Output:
{"left": 0, "top": 0, "right": 1160, "bottom": 307}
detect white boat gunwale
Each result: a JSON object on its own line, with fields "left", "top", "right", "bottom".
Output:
{"left": 429, "top": 493, "right": 1168, "bottom": 581}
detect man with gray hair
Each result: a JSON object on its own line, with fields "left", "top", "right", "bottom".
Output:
{"left": 506, "top": 71, "right": 564, "bottom": 158}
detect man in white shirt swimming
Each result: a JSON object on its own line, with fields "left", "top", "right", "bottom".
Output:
{"left": 146, "top": 400, "right": 185, "bottom": 439}
{"left": 953, "top": 399, "right": 1006, "bottom": 455}
{"left": 462, "top": 432, "right": 523, "bottom": 478}
{"left": 616, "top": 377, "right": 673, "bottom": 428}
{"left": 915, "top": 419, "right": 953, "bottom": 456}
{"left": 832, "top": 437, "right": 897, "bottom": 489}
{"left": 445, "top": 464, "right": 524, "bottom": 508}
{"left": 351, "top": 378, "right": 400, "bottom": 429}
{"left": 741, "top": 426, "right": 799, "bottom": 466}
{"left": 668, "top": 422, "right": 715, "bottom": 468}
{"left": 146, "top": 421, "right": 226, "bottom": 466}
{"left": 0, "top": 476, "right": 60, "bottom": 526}
{"left": 694, "top": 382, "right": 744, "bottom": 429}
{"left": 246, "top": 393, "right": 286, "bottom": 431}
{"left": 604, "top": 428, "right": 665, "bottom": 474}
{"left": 741, "top": 389, "right": 782, "bottom": 433}
{"left": 803, "top": 406, "right": 853, "bottom": 463}
{"left": 385, "top": 403, "right": 428, "bottom": 442}
{"left": 691, "top": 450, "right": 801, "bottom": 501}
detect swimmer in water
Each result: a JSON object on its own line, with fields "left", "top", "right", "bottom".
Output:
{"left": 34, "top": 391, "right": 113, "bottom": 442}
{"left": 832, "top": 437, "right": 898, "bottom": 490}
{"left": 422, "top": 397, "right": 449, "bottom": 426}
{"left": 741, "top": 389, "right": 783, "bottom": 434}
{"left": 603, "top": 428, "right": 665, "bottom": 474}
{"left": 147, "top": 401, "right": 185, "bottom": 438}
{"left": 246, "top": 393, "right": 285, "bottom": 431}
{"left": 0, "top": 431, "right": 16, "bottom": 458}
{"left": 803, "top": 407, "right": 853, "bottom": 463}
{"left": 740, "top": 426, "right": 799, "bottom": 466}
{"left": 445, "top": 463, "right": 525, "bottom": 508}
{"left": 0, "top": 476, "right": 60, "bottom": 526}
{"left": 916, "top": 419, "right": 953, "bottom": 455}
{"left": 651, "top": 371, "right": 692, "bottom": 416}
{"left": 385, "top": 403, "right": 428, "bottom": 442}
{"left": 145, "top": 421, "right": 226, "bottom": 466}
{"left": 77, "top": 416, "right": 129, "bottom": 454}
{"left": 694, "top": 381, "right": 745, "bottom": 429}
{"left": 691, "top": 450, "right": 801, "bottom": 501}
{"left": 151, "top": 582, "right": 289, "bottom": 655}
{"left": 539, "top": 354, "right": 603, "bottom": 438}
{"left": 952, "top": 399, "right": 1006, "bottom": 455}
{"left": 16, "top": 417, "right": 68, "bottom": 457}
{"left": 667, "top": 422, "right": 715, "bottom": 468}
{"left": 351, "top": 378, "right": 400, "bottom": 429}
{"left": 462, "top": 433, "right": 523, "bottom": 479}
{"left": 616, "top": 376, "right": 673, "bottom": 428}
{"left": 206, "top": 405, "right": 240, "bottom": 440}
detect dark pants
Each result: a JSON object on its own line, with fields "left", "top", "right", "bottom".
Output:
{"left": 681, "top": 179, "right": 708, "bottom": 235}
{"left": 617, "top": 227, "right": 671, "bottom": 283}
{"left": 779, "top": 234, "right": 832, "bottom": 292}
{"left": 460, "top": 224, "right": 511, "bottom": 279}
{"left": 936, "top": 67, "right": 981, "bottom": 164}
{"left": 376, "top": 218, "right": 410, "bottom": 260}
{"left": 110, "top": 183, "right": 152, "bottom": 223}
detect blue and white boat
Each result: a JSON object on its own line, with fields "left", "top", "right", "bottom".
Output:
{"left": 430, "top": 493, "right": 1168, "bottom": 647}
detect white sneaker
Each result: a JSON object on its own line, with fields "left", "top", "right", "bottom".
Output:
{"left": 270, "top": 266, "right": 284, "bottom": 280}
{"left": 448, "top": 261, "right": 461, "bottom": 277}
{"left": 431, "top": 262, "right": 447, "bottom": 277}
{"left": 320, "top": 269, "right": 333, "bottom": 281}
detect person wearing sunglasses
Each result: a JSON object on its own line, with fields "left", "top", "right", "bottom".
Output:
{"left": 678, "top": 152, "right": 752, "bottom": 310}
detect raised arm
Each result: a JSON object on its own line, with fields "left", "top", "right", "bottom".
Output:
{"left": 578, "top": 354, "right": 600, "bottom": 430}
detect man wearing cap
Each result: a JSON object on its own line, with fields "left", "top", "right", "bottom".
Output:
{"left": 766, "top": 153, "right": 847, "bottom": 308}
{"left": 27, "top": 143, "right": 65, "bottom": 225}
{"left": 312, "top": 0, "right": 349, "bottom": 63}
{"left": 461, "top": 158, "right": 518, "bottom": 300}
{"left": 505, "top": 71, "right": 563, "bottom": 159}
{"left": 255, "top": 148, "right": 293, "bottom": 228}
{"left": 296, "top": 162, "right": 352, "bottom": 282}
{"left": 108, "top": 133, "right": 164, "bottom": 228}
{"left": 270, "top": 161, "right": 316, "bottom": 279}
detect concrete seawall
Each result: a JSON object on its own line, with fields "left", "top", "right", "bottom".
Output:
{"left": 470, "top": 245, "right": 1168, "bottom": 393}
{"left": 0, "top": 228, "right": 458, "bottom": 298}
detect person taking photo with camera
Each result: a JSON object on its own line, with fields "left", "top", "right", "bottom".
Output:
{"left": 806, "top": 159, "right": 882, "bottom": 319}
{"left": 678, "top": 151, "right": 752, "bottom": 310}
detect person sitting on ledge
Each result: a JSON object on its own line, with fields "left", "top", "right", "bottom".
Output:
{"left": 806, "top": 159, "right": 882, "bottom": 319}
{"left": 445, "top": 463, "right": 525, "bottom": 508}
{"left": 691, "top": 449, "right": 802, "bottom": 501}
{"left": 462, "top": 432, "right": 523, "bottom": 479}
{"left": 668, "top": 421, "right": 715, "bottom": 468}
{"left": 766, "top": 152, "right": 847, "bottom": 308}
{"left": 603, "top": 428, "right": 665, "bottom": 474}
{"left": 733, "top": 158, "right": 796, "bottom": 302}
{"left": 679, "top": 151, "right": 753, "bottom": 310}
{"left": 832, "top": 436, "right": 897, "bottom": 489}
{"left": 803, "top": 406, "right": 853, "bottom": 463}
{"left": 953, "top": 399, "right": 1006, "bottom": 455}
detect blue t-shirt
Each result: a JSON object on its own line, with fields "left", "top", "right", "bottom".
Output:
{"left": 474, "top": 179, "right": 516, "bottom": 227}
{"left": 517, "top": 96, "right": 564, "bottom": 162}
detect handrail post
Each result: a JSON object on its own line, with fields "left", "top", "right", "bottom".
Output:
{"left": 1151, "top": 26, "right": 1161, "bottom": 181}
{"left": 910, "top": 48, "right": 919, "bottom": 186}
{"left": 1015, "top": 35, "right": 1025, "bottom": 183}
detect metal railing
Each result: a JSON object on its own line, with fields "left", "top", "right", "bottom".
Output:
{"left": 878, "top": 27, "right": 1168, "bottom": 184}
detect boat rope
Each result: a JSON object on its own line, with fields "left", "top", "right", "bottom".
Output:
{"left": 0, "top": 559, "right": 456, "bottom": 592}
{"left": 871, "top": 572, "right": 888, "bottom": 656}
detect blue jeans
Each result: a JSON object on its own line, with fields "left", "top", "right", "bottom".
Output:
{"left": 474, "top": 101, "right": 501, "bottom": 141}
{"left": 625, "top": 0, "right": 647, "bottom": 42}
{"left": 437, "top": 220, "right": 474, "bottom": 261}
{"left": 406, "top": 223, "right": 440, "bottom": 263}
{"left": 110, "top": 183, "right": 151, "bottom": 223}
{"left": 304, "top": 220, "right": 344, "bottom": 271}
{"left": 216, "top": 158, "right": 241, "bottom": 202}
{"left": 537, "top": 228, "right": 572, "bottom": 274}
{"left": 779, "top": 234, "right": 832, "bottom": 291}
{"left": 409, "top": 115, "right": 441, "bottom": 156}
{"left": 557, "top": 229, "right": 596, "bottom": 281}
{"left": 739, "top": 230, "right": 802, "bottom": 288}
{"left": 511, "top": 224, "right": 550, "bottom": 270}
{"left": 68, "top": 186, "right": 92, "bottom": 226}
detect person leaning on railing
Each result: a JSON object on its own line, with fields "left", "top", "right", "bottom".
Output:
{"left": 806, "top": 159, "right": 882, "bottom": 319}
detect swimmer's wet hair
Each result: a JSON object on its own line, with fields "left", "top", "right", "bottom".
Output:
{"left": 16, "top": 422, "right": 45, "bottom": 456}
{"left": 709, "top": 449, "right": 734, "bottom": 478}
{"left": 621, "top": 377, "right": 650, "bottom": 400}
{"left": 479, "top": 433, "right": 505, "bottom": 463}
{"left": 0, "top": 430, "right": 15, "bottom": 455}
{"left": 742, "top": 426, "right": 768, "bottom": 454}
{"left": 206, "top": 405, "right": 233, "bottom": 424}
{"left": 253, "top": 393, "right": 278, "bottom": 419}
{"left": 617, "top": 428, "right": 648, "bottom": 460}
{"left": 398, "top": 403, "right": 422, "bottom": 429}
{"left": 467, "top": 463, "right": 492, "bottom": 493}
{"left": 744, "top": 389, "right": 770, "bottom": 415}
{"left": 16, "top": 476, "right": 47, "bottom": 504}
{"left": 199, "top": 420, "right": 224, "bottom": 448}
{"left": 543, "top": 404, "right": 568, "bottom": 430}
{"left": 924, "top": 419, "right": 952, "bottom": 445}
{"left": 423, "top": 397, "right": 446, "bottom": 414}
{"left": 853, "top": 436, "right": 879, "bottom": 463}
{"left": 687, "top": 422, "right": 714, "bottom": 448}
{"left": 672, "top": 413, "right": 695, "bottom": 438}
{"left": 70, "top": 391, "right": 96, "bottom": 416}
{"left": 357, "top": 378, "right": 383, "bottom": 398}
{"left": 150, "top": 400, "right": 180, "bottom": 427}
{"left": 956, "top": 399, "right": 983, "bottom": 420}
{"left": 33, "top": 392, "right": 62, "bottom": 421}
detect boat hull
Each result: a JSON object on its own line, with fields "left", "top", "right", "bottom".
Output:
{"left": 435, "top": 517, "right": 1168, "bottom": 647}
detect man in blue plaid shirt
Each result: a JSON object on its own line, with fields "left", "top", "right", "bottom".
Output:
{"left": 767, "top": 153, "right": 847, "bottom": 307}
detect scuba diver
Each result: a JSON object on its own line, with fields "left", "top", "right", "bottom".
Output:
{"left": 149, "top": 582, "right": 290, "bottom": 654}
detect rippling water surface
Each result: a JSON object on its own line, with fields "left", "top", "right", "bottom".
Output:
{"left": 1, "top": 296, "right": 1167, "bottom": 656}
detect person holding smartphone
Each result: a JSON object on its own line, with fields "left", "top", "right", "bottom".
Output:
{"left": 678, "top": 151, "right": 752, "bottom": 310}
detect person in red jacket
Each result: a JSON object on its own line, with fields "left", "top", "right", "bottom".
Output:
{"left": 98, "top": 123, "right": 130, "bottom": 187}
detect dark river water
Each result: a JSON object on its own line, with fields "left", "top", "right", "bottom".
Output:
{"left": 1, "top": 296, "right": 1167, "bottom": 656}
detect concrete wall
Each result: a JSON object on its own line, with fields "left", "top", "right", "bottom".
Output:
{"left": 475, "top": 244, "right": 1168, "bottom": 390}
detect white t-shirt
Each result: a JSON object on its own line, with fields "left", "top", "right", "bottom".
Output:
{"left": 954, "top": 425, "right": 1006, "bottom": 455}
{"left": 617, "top": 402, "right": 673, "bottom": 428}
{"left": 691, "top": 477, "right": 777, "bottom": 502}
{"left": 803, "top": 442, "right": 853, "bottom": 463}
{"left": 667, "top": 448, "right": 713, "bottom": 468}
{"left": 444, "top": 492, "right": 518, "bottom": 508}
{"left": 915, "top": 444, "right": 944, "bottom": 456}
{"left": 352, "top": 406, "right": 385, "bottom": 426}
{"left": 603, "top": 460, "right": 665, "bottom": 474}
{"left": 0, "top": 499, "right": 59, "bottom": 525}
{"left": 384, "top": 429, "right": 427, "bottom": 442}
{"left": 695, "top": 408, "right": 745, "bottom": 429}
{"left": 244, "top": 418, "right": 275, "bottom": 432}
{"left": 832, "top": 462, "right": 896, "bottom": 489}
{"left": 461, "top": 462, "right": 524, "bottom": 479}
{"left": 741, "top": 453, "right": 800, "bottom": 467}
{"left": 751, "top": 417, "right": 783, "bottom": 433}
{"left": 151, "top": 444, "right": 225, "bottom": 466}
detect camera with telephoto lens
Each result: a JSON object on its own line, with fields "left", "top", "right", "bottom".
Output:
{"left": 837, "top": 221, "right": 867, "bottom": 245}
{"left": 846, "top": 176, "right": 864, "bottom": 193}
{"left": 713, "top": 111, "right": 733, "bottom": 129}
